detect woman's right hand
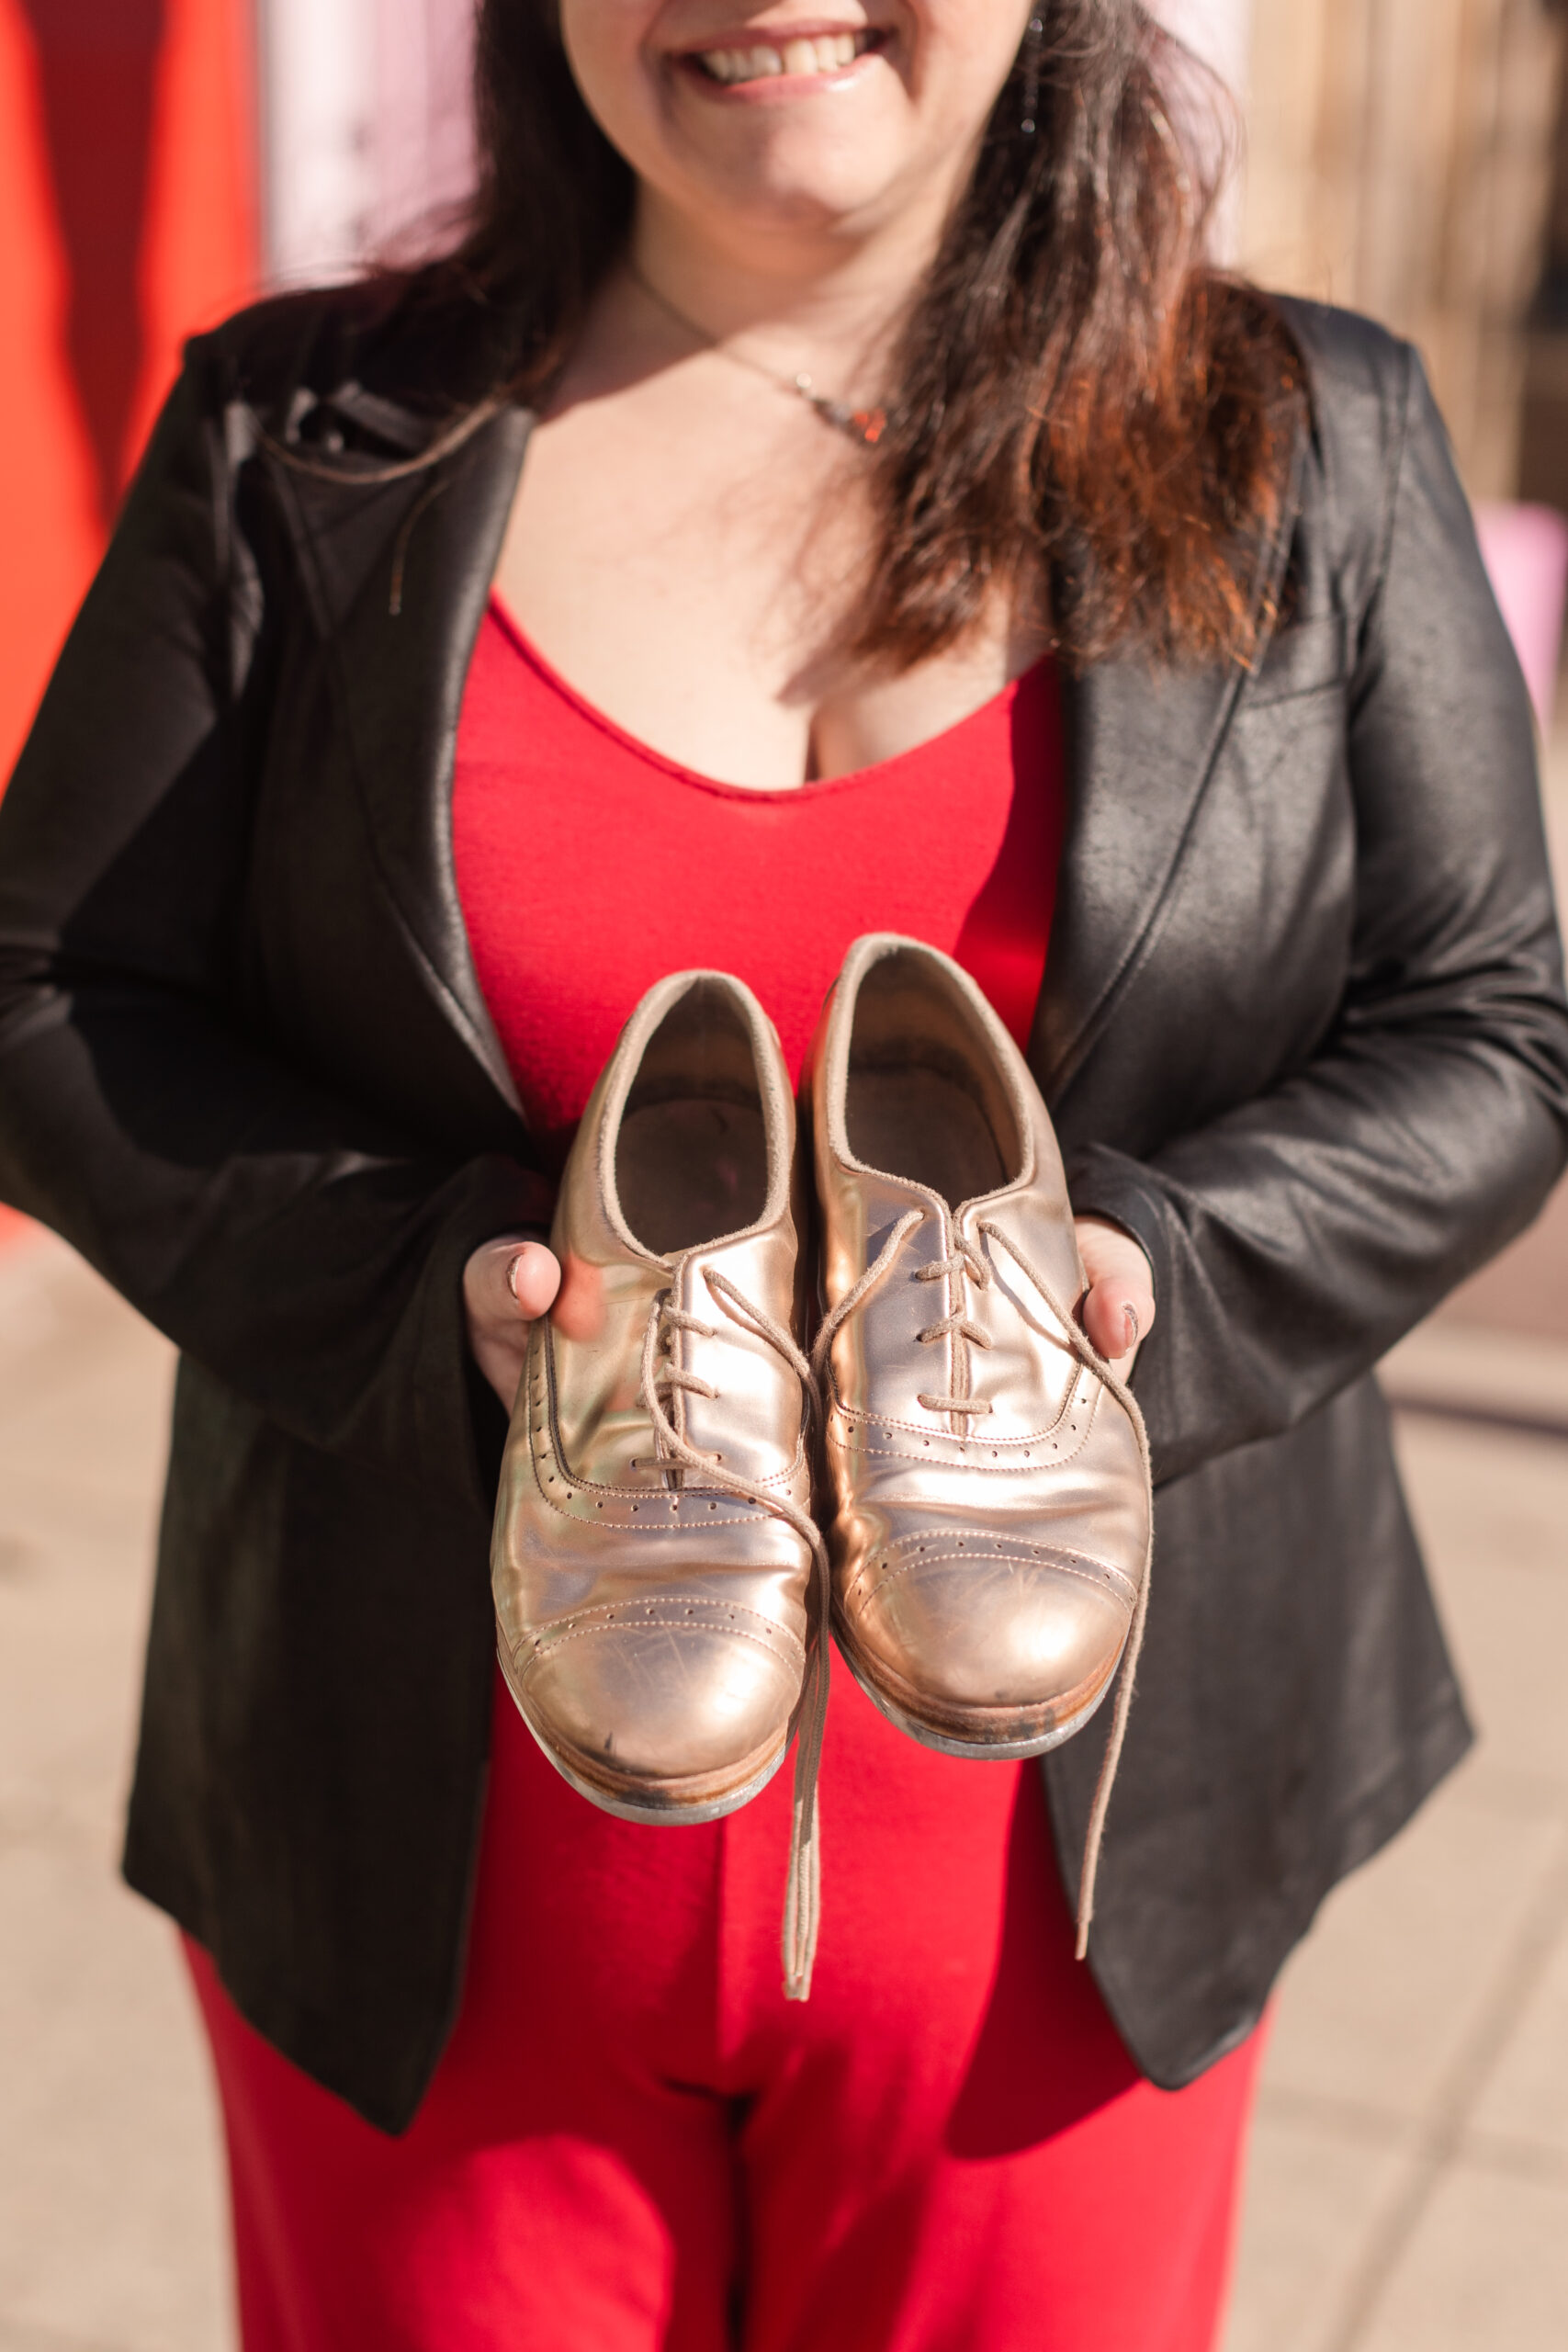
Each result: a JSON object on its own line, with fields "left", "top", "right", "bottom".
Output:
{"left": 463, "top": 1237, "right": 562, "bottom": 1409}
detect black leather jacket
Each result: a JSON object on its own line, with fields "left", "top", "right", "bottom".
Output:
{"left": 2, "top": 285, "right": 1564, "bottom": 2132}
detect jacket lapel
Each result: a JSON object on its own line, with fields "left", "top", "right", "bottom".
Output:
{"left": 1032, "top": 417, "right": 1308, "bottom": 1106}
{"left": 274, "top": 404, "right": 535, "bottom": 1119}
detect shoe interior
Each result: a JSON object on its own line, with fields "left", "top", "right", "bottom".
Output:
{"left": 616, "top": 981, "right": 772, "bottom": 1255}
{"left": 845, "top": 951, "right": 1024, "bottom": 1208}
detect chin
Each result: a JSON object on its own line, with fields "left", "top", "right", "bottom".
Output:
{"left": 675, "top": 126, "right": 909, "bottom": 236}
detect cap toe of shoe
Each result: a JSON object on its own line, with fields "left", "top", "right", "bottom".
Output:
{"left": 517, "top": 1611, "right": 805, "bottom": 1805}
{"left": 847, "top": 1541, "right": 1132, "bottom": 1717}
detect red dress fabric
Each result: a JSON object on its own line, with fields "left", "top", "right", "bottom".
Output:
{"left": 189, "top": 602, "right": 1262, "bottom": 2352}
{"left": 453, "top": 599, "right": 1064, "bottom": 1138}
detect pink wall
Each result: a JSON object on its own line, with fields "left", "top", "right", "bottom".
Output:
{"left": 1474, "top": 503, "right": 1568, "bottom": 736}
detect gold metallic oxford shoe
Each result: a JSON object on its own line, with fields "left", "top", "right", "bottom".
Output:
{"left": 491, "top": 974, "right": 827, "bottom": 1987}
{"left": 807, "top": 936, "right": 1153, "bottom": 1807}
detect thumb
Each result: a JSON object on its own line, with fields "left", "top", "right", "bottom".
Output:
{"left": 506, "top": 1239, "right": 562, "bottom": 1323}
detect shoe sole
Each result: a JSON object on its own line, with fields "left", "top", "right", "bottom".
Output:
{"left": 833, "top": 1620, "right": 1128, "bottom": 1761}
{"left": 497, "top": 1642, "right": 795, "bottom": 1825}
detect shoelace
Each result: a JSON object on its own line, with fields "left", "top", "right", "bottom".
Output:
{"left": 809, "top": 1207, "right": 1154, "bottom": 1960}
{"left": 637, "top": 1263, "right": 829, "bottom": 2000}
{"left": 915, "top": 1230, "right": 995, "bottom": 1422}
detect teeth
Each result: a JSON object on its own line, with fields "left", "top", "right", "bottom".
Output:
{"left": 698, "top": 29, "right": 867, "bottom": 84}
{"left": 704, "top": 45, "right": 780, "bottom": 81}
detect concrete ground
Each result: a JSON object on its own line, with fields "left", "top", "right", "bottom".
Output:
{"left": 1, "top": 734, "right": 1565, "bottom": 2349}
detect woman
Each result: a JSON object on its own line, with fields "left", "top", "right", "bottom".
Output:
{"left": 2, "top": 3, "right": 1565, "bottom": 2346}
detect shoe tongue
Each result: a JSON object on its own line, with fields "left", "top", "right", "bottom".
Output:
{"left": 674, "top": 1219, "right": 796, "bottom": 1326}
{"left": 853, "top": 1163, "right": 946, "bottom": 1228}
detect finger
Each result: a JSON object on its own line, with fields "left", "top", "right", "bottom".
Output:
{"left": 1081, "top": 1276, "right": 1152, "bottom": 1368}
{"left": 1073, "top": 1218, "right": 1155, "bottom": 1320}
{"left": 506, "top": 1239, "right": 562, "bottom": 1323}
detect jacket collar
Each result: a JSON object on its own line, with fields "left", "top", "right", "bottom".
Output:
{"left": 1032, "top": 415, "right": 1308, "bottom": 1106}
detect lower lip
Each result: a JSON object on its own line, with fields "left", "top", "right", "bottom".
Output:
{"left": 674, "top": 44, "right": 886, "bottom": 105}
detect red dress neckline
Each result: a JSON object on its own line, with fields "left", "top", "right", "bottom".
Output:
{"left": 452, "top": 597, "right": 1066, "bottom": 1153}
{"left": 487, "top": 593, "right": 1051, "bottom": 806}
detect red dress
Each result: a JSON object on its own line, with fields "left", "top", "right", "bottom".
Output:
{"left": 188, "top": 600, "right": 1261, "bottom": 2352}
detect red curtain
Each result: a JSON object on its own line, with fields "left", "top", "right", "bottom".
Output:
{"left": 0, "top": 0, "right": 258, "bottom": 787}
{"left": 0, "top": 0, "right": 257, "bottom": 1250}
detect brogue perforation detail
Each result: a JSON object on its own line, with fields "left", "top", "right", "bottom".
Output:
{"left": 852, "top": 1538, "right": 1140, "bottom": 1616}
{"left": 825, "top": 1374, "right": 1102, "bottom": 1470}
{"left": 520, "top": 1598, "right": 807, "bottom": 1672}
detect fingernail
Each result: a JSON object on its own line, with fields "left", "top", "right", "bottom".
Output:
{"left": 1122, "top": 1305, "right": 1140, "bottom": 1351}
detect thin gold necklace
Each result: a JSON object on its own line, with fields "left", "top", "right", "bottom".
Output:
{"left": 627, "top": 259, "right": 890, "bottom": 447}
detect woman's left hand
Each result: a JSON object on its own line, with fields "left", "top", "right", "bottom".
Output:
{"left": 1074, "top": 1216, "right": 1156, "bottom": 1379}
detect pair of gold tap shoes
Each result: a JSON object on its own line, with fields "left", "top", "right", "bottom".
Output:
{"left": 490, "top": 936, "right": 1152, "bottom": 1995}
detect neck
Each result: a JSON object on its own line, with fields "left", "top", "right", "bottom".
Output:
{"left": 629, "top": 180, "right": 952, "bottom": 385}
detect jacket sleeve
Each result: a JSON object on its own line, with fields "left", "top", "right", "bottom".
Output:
{"left": 1068, "top": 347, "right": 1568, "bottom": 1486}
{"left": 0, "top": 345, "right": 549, "bottom": 1514}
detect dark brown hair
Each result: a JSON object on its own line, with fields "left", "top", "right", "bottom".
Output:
{"left": 424, "top": 1, "right": 1303, "bottom": 672}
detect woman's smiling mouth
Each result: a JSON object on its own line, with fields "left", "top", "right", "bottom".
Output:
{"left": 683, "top": 26, "right": 885, "bottom": 90}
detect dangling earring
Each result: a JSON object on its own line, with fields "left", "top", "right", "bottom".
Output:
{"left": 1020, "top": 14, "right": 1044, "bottom": 138}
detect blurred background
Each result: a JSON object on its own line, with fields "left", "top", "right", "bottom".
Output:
{"left": 2, "top": 5, "right": 1567, "bottom": 2349}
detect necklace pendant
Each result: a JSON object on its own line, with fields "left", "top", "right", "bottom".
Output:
{"left": 813, "top": 394, "right": 888, "bottom": 447}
